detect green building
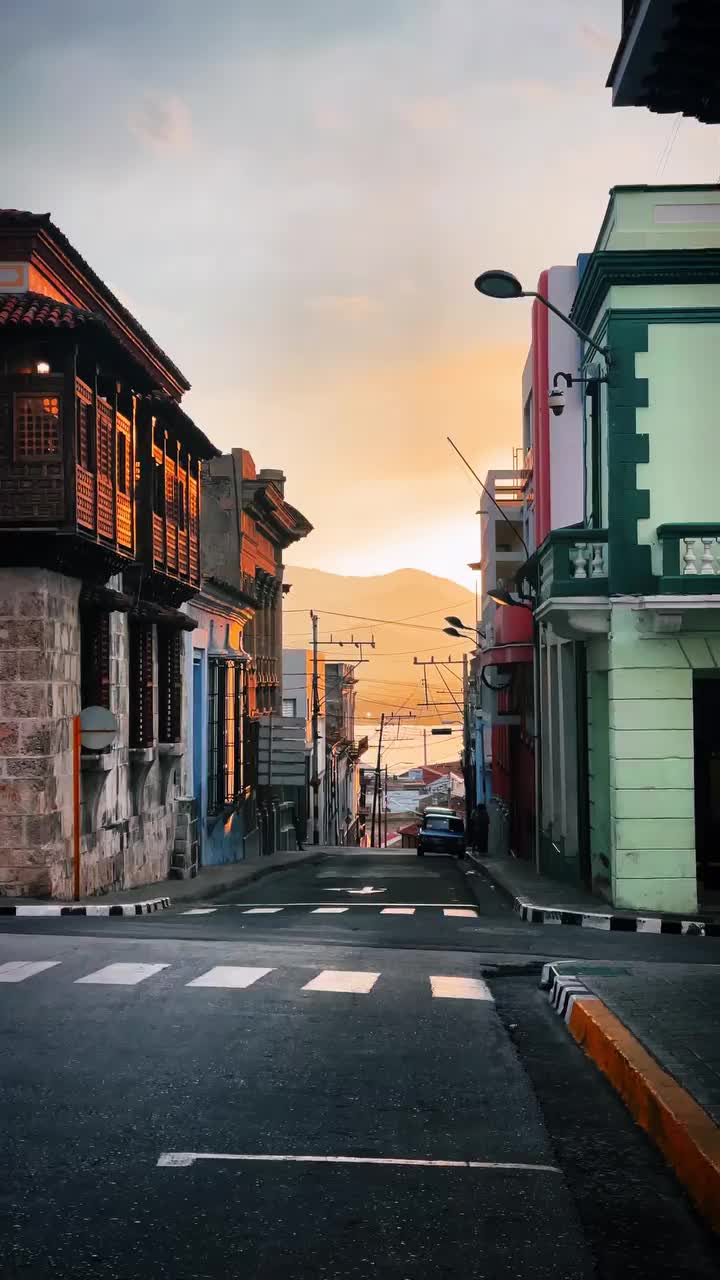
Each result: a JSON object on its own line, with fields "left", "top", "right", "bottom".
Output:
{"left": 530, "top": 184, "right": 720, "bottom": 915}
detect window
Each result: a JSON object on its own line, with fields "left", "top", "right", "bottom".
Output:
{"left": 282, "top": 698, "right": 297, "bottom": 718}
{"left": 208, "top": 659, "right": 244, "bottom": 812}
{"left": 116, "top": 426, "right": 130, "bottom": 494}
{"left": 76, "top": 382, "right": 94, "bottom": 471}
{"left": 14, "top": 394, "right": 60, "bottom": 461}
{"left": 80, "top": 610, "right": 111, "bottom": 710}
{"left": 158, "top": 629, "right": 182, "bottom": 742}
{"left": 153, "top": 460, "right": 164, "bottom": 513}
{"left": 129, "top": 622, "right": 155, "bottom": 748}
{"left": 176, "top": 475, "right": 186, "bottom": 531}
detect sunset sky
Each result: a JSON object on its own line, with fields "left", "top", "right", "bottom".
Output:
{"left": 3, "top": 1, "right": 719, "bottom": 589}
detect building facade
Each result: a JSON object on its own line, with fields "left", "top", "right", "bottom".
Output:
{"left": 0, "top": 209, "right": 217, "bottom": 897}
{"left": 524, "top": 184, "right": 720, "bottom": 914}
{"left": 325, "top": 661, "right": 362, "bottom": 845}
{"left": 182, "top": 449, "right": 311, "bottom": 868}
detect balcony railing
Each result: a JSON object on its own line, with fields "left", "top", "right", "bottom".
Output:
{"left": 537, "top": 529, "right": 608, "bottom": 603}
{"left": 658, "top": 525, "right": 720, "bottom": 593}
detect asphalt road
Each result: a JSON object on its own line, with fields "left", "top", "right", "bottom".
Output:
{"left": 2, "top": 850, "right": 720, "bottom": 1278}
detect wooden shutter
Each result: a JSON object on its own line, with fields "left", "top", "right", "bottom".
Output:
{"left": 80, "top": 609, "right": 111, "bottom": 710}
{"left": 129, "top": 622, "right": 155, "bottom": 747}
{"left": 158, "top": 629, "right": 182, "bottom": 742}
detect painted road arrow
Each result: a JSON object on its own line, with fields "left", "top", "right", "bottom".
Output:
{"left": 323, "top": 886, "right": 387, "bottom": 896}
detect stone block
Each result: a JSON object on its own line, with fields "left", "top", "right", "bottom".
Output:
{"left": 16, "top": 590, "right": 47, "bottom": 619}
{"left": 0, "top": 618, "right": 48, "bottom": 651}
{"left": 1, "top": 684, "right": 51, "bottom": 718}
{"left": 611, "top": 788, "right": 695, "bottom": 819}
{"left": 613, "top": 875, "right": 698, "bottom": 915}
{"left": 609, "top": 699, "right": 693, "bottom": 731}
{"left": 608, "top": 638, "right": 689, "bottom": 669}
{"left": 610, "top": 728, "right": 693, "bottom": 760}
{"left": 610, "top": 757, "right": 694, "bottom": 790}
{"left": 23, "top": 812, "right": 63, "bottom": 847}
{"left": 0, "top": 815, "right": 25, "bottom": 844}
{"left": 0, "top": 864, "right": 51, "bottom": 895}
{"left": 0, "top": 846, "right": 54, "bottom": 867}
{"left": 20, "top": 720, "right": 67, "bottom": 755}
{"left": 614, "top": 847, "right": 696, "bottom": 880}
{"left": 609, "top": 668, "right": 693, "bottom": 700}
{"left": 613, "top": 816, "right": 695, "bottom": 850}
{"left": 0, "top": 722, "right": 19, "bottom": 754}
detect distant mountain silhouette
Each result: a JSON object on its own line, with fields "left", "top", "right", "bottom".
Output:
{"left": 282, "top": 566, "right": 476, "bottom": 721}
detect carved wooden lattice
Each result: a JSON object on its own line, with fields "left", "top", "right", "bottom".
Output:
{"left": 188, "top": 473, "right": 199, "bottom": 584}
{"left": 96, "top": 399, "right": 114, "bottom": 540}
{"left": 76, "top": 465, "right": 95, "bottom": 530}
{"left": 116, "top": 414, "right": 132, "bottom": 550}
{"left": 129, "top": 622, "right": 155, "bottom": 748}
{"left": 75, "top": 378, "right": 93, "bottom": 471}
{"left": 158, "top": 628, "right": 182, "bottom": 742}
{"left": 164, "top": 456, "right": 177, "bottom": 569}
{"left": 14, "top": 394, "right": 60, "bottom": 461}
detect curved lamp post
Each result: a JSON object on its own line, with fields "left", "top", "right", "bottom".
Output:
{"left": 474, "top": 270, "right": 610, "bottom": 363}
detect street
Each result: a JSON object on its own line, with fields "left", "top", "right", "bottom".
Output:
{"left": 3, "top": 850, "right": 720, "bottom": 1279}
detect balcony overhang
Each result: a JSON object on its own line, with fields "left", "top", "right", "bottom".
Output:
{"left": 607, "top": 0, "right": 720, "bottom": 124}
{"left": 480, "top": 642, "right": 533, "bottom": 668}
{"left": 535, "top": 597, "right": 610, "bottom": 640}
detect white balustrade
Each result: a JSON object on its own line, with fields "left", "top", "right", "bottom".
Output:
{"left": 569, "top": 541, "right": 606, "bottom": 580}
{"left": 681, "top": 536, "right": 720, "bottom": 576}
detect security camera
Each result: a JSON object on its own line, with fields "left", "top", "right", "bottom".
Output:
{"left": 548, "top": 387, "right": 565, "bottom": 417}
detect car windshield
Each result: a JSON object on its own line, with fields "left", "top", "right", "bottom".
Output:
{"left": 424, "top": 816, "right": 463, "bottom": 833}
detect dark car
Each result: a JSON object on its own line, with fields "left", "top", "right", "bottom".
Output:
{"left": 416, "top": 809, "right": 465, "bottom": 858}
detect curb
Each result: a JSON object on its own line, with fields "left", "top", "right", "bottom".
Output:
{"left": 0, "top": 897, "right": 171, "bottom": 918}
{"left": 469, "top": 855, "right": 718, "bottom": 938}
{"left": 541, "top": 962, "right": 720, "bottom": 1233}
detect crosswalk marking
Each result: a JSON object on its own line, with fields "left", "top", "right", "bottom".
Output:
{"left": 186, "top": 966, "right": 273, "bottom": 989}
{"left": 443, "top": 909, "right": 477, "bottom": 918}
{"left": 381, "top": 907, "right": 415, "bottom": 915}
{"left": 181, "top": 908, "right": 217, "bottom": 915}
{"left": 243, "top": 907, "right": 284, "bottom": 914}
{"left": 302, "top": 970, "right": 380, "bottom": 994}
{"left": 311, "top": 907, "right": 349, "bottom": 914}
{"left": 75, "top": 963, "right": 169, "bottom": 986}
{"left": 430, "top": 976, "right": 493, "bottom": 1001}
{"left": 0, "top": 960, "right": 60, "bottom": 983}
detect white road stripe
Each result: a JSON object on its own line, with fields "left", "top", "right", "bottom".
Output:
{"left": 0, "top": 960, "right": 60, "bottom": 983}
{"left": 75, "top": 963, "right": 169, "bottom": 986}
{"left": 381, "top": 907, "right": 416, "bottom": 915}
{"left": 181, "top": 908, "right": 217, "bottom": 915}
{"left": 243, "top": 907, "right": 284, "bottom": 914}
{"left": 430, "top": 976, "right": 493, "bottom": 1001}
{"left": 186, "top": 966, "right": 273, "bottom": 989}
{"left": 311, "top": 907, "right": 349, "bottom": 914}
{"left": 157, "top": 1151, "right": 560, "bottom": 1172}
{"left": 303, "top": 970, "right": 380, "bottom": 994}
{"left": 443, "top": 909, "right": 477, "bottom": 918}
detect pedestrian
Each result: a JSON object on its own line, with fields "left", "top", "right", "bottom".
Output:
{"left": 293, "top": 809, "right": 305, "bottom": 851}
{"left": 470, "top": 805, "right": 489, "bottom": 854}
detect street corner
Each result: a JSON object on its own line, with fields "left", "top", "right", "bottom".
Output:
{"left": 541, "top": 962, "right": 720, "bottom": 1235}
{"left": 0, "top": 897, "right": 171, "bottom": 919}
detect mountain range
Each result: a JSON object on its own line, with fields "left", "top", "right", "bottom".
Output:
{"left": 282, "top": 566, "right": 476, "bottom": 722}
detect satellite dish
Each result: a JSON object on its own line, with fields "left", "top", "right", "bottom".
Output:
{"left": 79, "top": 705, "right": 118, "bottom": 752}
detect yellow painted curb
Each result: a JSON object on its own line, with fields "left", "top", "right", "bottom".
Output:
{"left": 568, "top": 996, "right": 720, "bottom": 1233}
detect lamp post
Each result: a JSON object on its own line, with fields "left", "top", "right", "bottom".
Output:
{"left": 474, "top": 270, "right": 610, "bottom": 363}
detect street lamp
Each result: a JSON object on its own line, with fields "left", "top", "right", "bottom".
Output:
{"left": 474, "top": 269, "right": 610, "bottom": 363}
{"left": 443, "top": 616, "right": 485, "bottom": 641}
{"left": 486, "top": 585, "right": 532, "bottom": 611}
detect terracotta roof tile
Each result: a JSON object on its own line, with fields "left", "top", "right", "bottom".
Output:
{"left": 0, "top": 291, "right": 94, "bottom": 330}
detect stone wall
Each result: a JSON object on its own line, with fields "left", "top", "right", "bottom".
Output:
{"left": 0, "top": 568, "right": 183, "bottom": 899}
{"left": 0, "top": 568, "right": 79, "bottom": 897}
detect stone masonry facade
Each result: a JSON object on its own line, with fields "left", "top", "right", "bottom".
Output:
{"left": 0, "top": 567, "right": 182, "bottom": 899}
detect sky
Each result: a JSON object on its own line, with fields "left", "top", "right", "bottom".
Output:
{"left": 3, "top": 0, "right": 720, "bottom": 589}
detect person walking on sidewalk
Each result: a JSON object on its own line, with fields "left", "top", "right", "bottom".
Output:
{"left": 469, "top": 804, "right": 489, "bottom": 854}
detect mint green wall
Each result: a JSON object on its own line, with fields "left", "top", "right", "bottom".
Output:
{"left": 636, "top": 323, "right": 720, "bottom": 570}
{"left": 587, "top": 671, "right": 611, "bottom": 901}
{"left": 597, "top": 189, "right": 720, "bottom": 252}
{"left": 607, "top": 606, "right": 696, "bottom": 915}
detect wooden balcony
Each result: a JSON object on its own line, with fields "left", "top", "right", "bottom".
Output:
{"left": 150, "top": 442, "right": 200, "bottom": 591}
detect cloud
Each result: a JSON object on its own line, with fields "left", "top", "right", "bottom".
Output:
{"left": 396, "top": 96, "right": 457, "bottom": 132}
{"left": 129, "top": 93, "right": 192, "bottom": 151}
{"left": 576, "top": 21, "right": 616, "bottom": 54}
{"left": 305, "top": 293, "right": 381, "bottom": 316}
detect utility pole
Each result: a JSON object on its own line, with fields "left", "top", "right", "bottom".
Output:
{"left": 311, "top": 610, "right": 320, "bottom": 845}
{"left": 370, "top": 712, "right": 384, "bottom": 847}
{"left": 384, "top": 766, "right": 388, "bottom": 848}
{"left": 423, "top": 728, "right": 427, "bottom": 766}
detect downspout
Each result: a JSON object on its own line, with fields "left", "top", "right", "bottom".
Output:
{"left": 533, "top": 618, "right": 542, "bottom": 874}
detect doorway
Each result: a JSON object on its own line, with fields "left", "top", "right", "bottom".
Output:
{"left": 693, "top": 674, "right": 720, "bottom": 895}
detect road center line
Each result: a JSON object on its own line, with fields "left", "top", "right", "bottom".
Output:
{"left": 157, "top": 1152, "right": 561, "bottom": 1172}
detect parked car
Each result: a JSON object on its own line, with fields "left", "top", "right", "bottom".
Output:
{"left": 416, "top": 809, "right": 465, "bottom": 857}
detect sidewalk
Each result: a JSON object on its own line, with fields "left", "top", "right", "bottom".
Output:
{"left": 0, "top": 847, "right": 331, "bottom": 917}
{"left": 543, "top": 960, "right": 720, "bottom": 1232}
{"left": 469, "top": 851, "right": 720, "bottom": 936}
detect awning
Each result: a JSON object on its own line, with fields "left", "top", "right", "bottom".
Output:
{"left": 480, "top": 642, "right": 533, "bottom": 668}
